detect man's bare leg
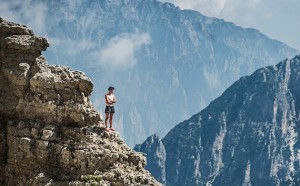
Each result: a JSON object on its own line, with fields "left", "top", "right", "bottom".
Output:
{"left": 109, "top": 113, "right": 114, "bottom": 131}
{"left": 105, "top": 113, "right": 110, "bottom": 131}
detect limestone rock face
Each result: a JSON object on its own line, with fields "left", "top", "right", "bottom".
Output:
{"left": 0, "top": 17, "right": 98, "bottom": 126}
{"left": 0, "top": 17, "right": 161, "bottom": 186}
{"left": 22, "top": 61, "right": 96, "bottom": 126}
{"left": 134, "top": 134, "right": 166, "bottom": 185}
{"left": 137, "top": 55, "right": 300, "bottom": 185}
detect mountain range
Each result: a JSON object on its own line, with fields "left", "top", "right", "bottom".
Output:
{"left": 1, "top": 0, "right": 298, "bottom": 146}
{"left": 135, "top": 55, "right": 300, "bottom": 185}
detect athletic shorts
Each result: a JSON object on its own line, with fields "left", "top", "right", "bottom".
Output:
{"left": 105, "top": 106, "right": 115, "bottom": 113}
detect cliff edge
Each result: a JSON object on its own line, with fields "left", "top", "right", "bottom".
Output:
{"left": 0, "top": 17, "right": 161, "bottom": 186}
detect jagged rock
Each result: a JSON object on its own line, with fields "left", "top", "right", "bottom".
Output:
{"left": 134, "top": 134, "right": 166, "bottom": 185}
{"left": 0, "top": 17, "right": 161, "bottom": 186}
{"left": 5, "top": 0, "right": 298, "bottom": 147}
{"left": 0, "top": 18, "right": 97, "bottom": 126}
{"left": 137, "top": 55, "right": 300, "bottom": 185}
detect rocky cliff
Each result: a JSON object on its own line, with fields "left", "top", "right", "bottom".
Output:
{"left": 134, "top": 134, "right": 166, "bottom": 185}
{"left": 0, "top": 17, "right": 161, "bottom": 186}
{"left": 2, "top": 0, "right": 298, "bottom": 147}
{"left": 136, "top": 55, "right": 300, "bottom": 185}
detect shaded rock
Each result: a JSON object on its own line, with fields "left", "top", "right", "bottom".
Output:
{"left": 135, "top": 134, "right": 166, "bottom": 185}
{"left": 138, "top": 55, "right": 300, "bottom": 185}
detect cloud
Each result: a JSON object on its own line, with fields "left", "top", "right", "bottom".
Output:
{"left": 47, "top": 33, "right": 152, "bottom": 68}
{"left": 94, "top": 32, "right": 151, "bottom": 69}
{"left": 162, "top": 0, "right": 272, "bottom": 32}
{"left": 218, "top": 0, "right": 265, "bottom": 24}
{"left": 168, "top": 0, "right": 261, "bottom": 15}
{"left": 161, "top": 0, "right": 228, "bottom": 17}
{"left": 0, "top": 0, "right": 48, "bottom": 34}
{"left": 49, "top": 37, "right": 96, "bottom": 57}
{"left": 203, "top": 67, "right": 221, "bottom": 89}
{"left": 162, "top": 0, "right": 263, "bottom": 18}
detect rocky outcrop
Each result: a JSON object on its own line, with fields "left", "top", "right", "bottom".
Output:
{"left": 136, "top": 55, "right": 300, "bottom": 185}
{"left": 0, "top": 17, "right": 161, "bottom": 186}
{"left": 6, "top": 0, "right": 298, "bottom": 147}
{"left": 134, "top": 134, "right": 166, "bottom": 185}
{"left": 0, "top": 17, "right": 98, "bottom": 126}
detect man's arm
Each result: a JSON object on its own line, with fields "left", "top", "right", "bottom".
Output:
{"left": 113, "top": 95, "right": 117, "bottom": 103}
{"left": 105, "top": 94, "right": 111, "bottom": 104}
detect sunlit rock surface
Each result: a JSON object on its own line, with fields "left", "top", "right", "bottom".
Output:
{"left": 0, "top": 17, "right": 161, "bottom": 186}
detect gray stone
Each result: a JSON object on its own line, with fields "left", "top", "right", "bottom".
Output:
{"left": 137, "top": 56, "right": 300, "bottom": 186}
{"left": 0, "top": 17, "right": 161, "bottom": 186}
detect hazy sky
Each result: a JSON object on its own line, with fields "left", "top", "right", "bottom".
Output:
{"left": 161, "top": 0, "right": 300, "bottom": 51}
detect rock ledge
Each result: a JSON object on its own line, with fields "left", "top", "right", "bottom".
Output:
{"left": 0, "top": 17, "right": 161, "bottom": 186}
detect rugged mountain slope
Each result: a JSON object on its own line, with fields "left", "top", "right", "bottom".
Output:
{"left": 0, "top": 17, "right": 161, "bottom": 186}
{"left": 135, "top": 134, "right": 166, "bottom": 185}
{"left": 3, "top": 0, "right": 299, "bottom": 145}
{"left": 1, "top": 0, "right": 298, "bottom": 146}
{"left": 136, "top": 55, "right": 300, "bottom": 185}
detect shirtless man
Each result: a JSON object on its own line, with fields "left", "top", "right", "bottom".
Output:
{"left": 105, "top": 86, "right": 117, "bottom": 131}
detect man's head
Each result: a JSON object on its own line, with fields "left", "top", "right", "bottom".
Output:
{"left": 108, "top": 86, "right": 115, "bottom": 91}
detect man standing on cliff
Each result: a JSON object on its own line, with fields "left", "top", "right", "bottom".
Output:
{"left": 105, "top": 86, "right": 117, "bottom": 131}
